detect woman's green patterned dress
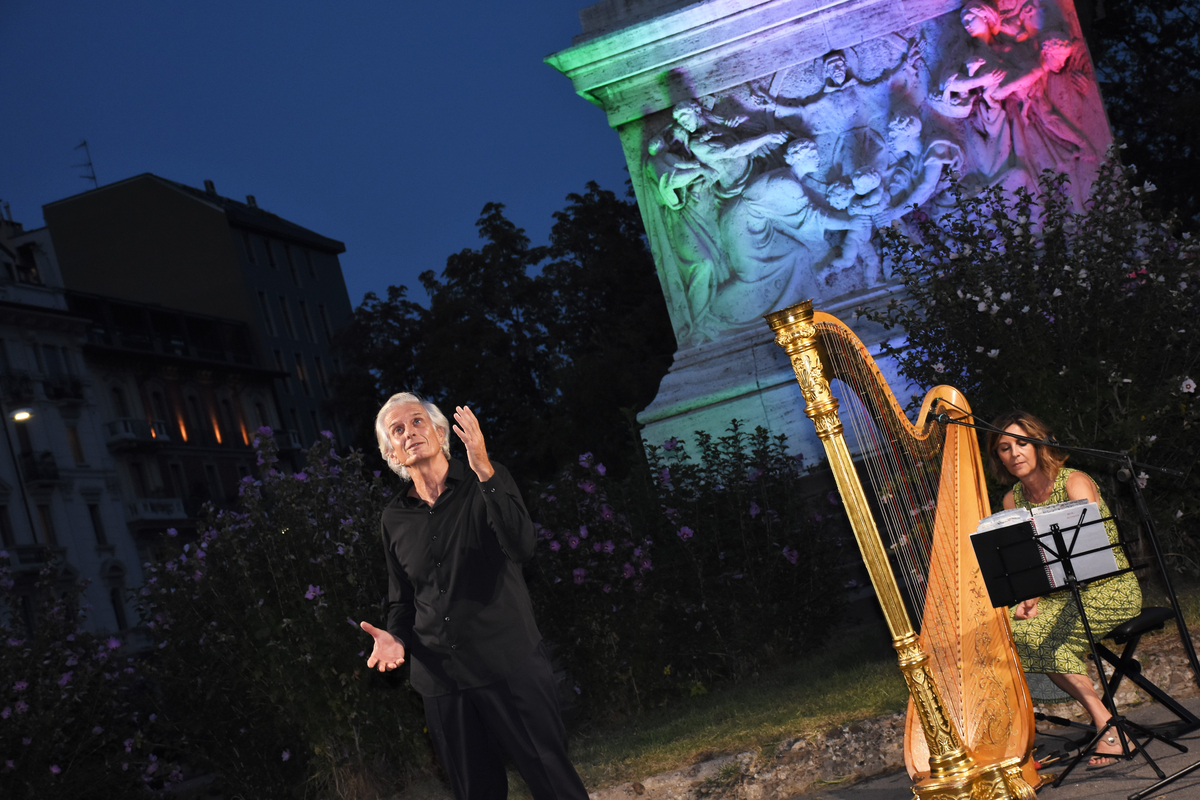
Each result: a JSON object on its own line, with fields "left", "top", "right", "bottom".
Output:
{"left": 1009, "top": 468, "right": 1142, "bottom": 702}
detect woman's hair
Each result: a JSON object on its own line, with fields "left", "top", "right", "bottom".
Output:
{"left": 374, "top": 392, "right": 451, "bottom": 480}
{"left": 985, "top": 410, "right": 1067, "bottom": 485}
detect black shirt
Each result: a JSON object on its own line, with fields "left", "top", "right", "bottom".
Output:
{"left": 382, "top": 458, "right": 541, "bottom": 696}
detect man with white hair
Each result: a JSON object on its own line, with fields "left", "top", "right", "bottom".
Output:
{"left": 359, "top": 392, "right": 588, "bottom": 800}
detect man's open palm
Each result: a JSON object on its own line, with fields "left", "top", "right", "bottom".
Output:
{"left": 360, "top": 621, "right": 405, "bottom": 672}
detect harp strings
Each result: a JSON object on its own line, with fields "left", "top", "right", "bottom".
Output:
{"left": 818, "top": 326, "right": 949, "bottom": 639}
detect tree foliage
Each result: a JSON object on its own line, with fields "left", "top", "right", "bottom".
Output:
{"left": 860, "top": 157, "right": 1200, "bottom": 569}
{"left": 1086, "top": 0, "right": 1200, "bottom": 219}
{"left": 330, "top": 183, "right": 675, "bottom": 484}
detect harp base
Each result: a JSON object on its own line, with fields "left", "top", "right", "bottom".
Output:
{"left": 911, "top": 759, "right": 1038, "bottom": 800}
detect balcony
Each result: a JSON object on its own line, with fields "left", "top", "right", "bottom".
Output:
{"left": 19, "top": 451, "right": 59, "bottom": 483}
{"left": 1, "top": 370, "right": 35, "bottom": 404}
{"left": 126, "top": 497, "right": 188, "bottom": 522}
{"left": 7, "top": 544, "right": 67, "bottom": 573}
{"left": 105, "top": 418, "right": 171, "bottom": 449}
{"left": 43, "top": 376, "right": 84, "bottom": 401}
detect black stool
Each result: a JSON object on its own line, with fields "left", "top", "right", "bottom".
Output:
{"left": 1093, "top": 606, "right": 1200, "bottom": 733}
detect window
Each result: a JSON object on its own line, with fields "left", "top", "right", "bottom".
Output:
{"left": 278, "top": 297, "right": 296, "bottom": 339}
{"left": 310, "top": 410, "right": 321, "bottom": 438}
{"left": 243, "top": 232, "right": 256, "bottom": 264}
{"left": 263, "top": 238, "right": 277, "bottom": 269}
{"left": 299, "top": 301, "right": 315, "bottom": 342}
{"left": 65, "top": 425, "right": 85, "bottom": 465}
{"left": 285, "top": 245, "right": 300, "bottom": 286}
{"left": 129, "top": 463, "right": 149, "bottom": 497}
{"left": 274, "top": 350, "right": 291, "bottom": 394}
{"left": 87, "top": 504, "right": 107, "bottom": 545}
{"left": 258, "top": 292, "right": 276, "bottom": 336}
{"left": 36, "top": 504, "right": 57, "bottom": 546}
{"left": 186, "top": 396, "right": 205, "bottom": 443}
{"left": 205, "top": 464, "right": 224, "bottom": 502}
{"left": 255, "top": 402, "right": 269, "bottom": 428}
{"left": 0, "top": 506, "right": 14, "bottom": 547}
{"left": 313, "top": 356, "right": 328, "bottom": 395}
{"left": 318, "top": 305, "right": 334, "bottom": 341}
{"left": 169, "top": 463, "right": 186, "bottom": 499}
{"left": 151, "top": 391, "right": 170, "bottom": 424}
{"left": 304, "top": 249, "right": 316, "bottom": 278}
{"left": 290, "top": 408, "right": 304, "bottom": 441}
{"left": 41, "top": 345, "right": 63, "bottom": 378}
{"left": 111, "top": 385, "right": 130, "bottom": 417}
{"left": 110, "top": 587, "right": 128, "bottom": 631}
{"left": 294, "top": 354, "right": 311, "bottom": 396}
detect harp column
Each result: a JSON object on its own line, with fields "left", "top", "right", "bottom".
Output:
{"left": 766, "top": 300, "right": 1024, "bottom": 800}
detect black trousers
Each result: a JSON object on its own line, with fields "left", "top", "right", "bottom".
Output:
{"left": 422, "top": 642, "right": 589, "bottom": 800}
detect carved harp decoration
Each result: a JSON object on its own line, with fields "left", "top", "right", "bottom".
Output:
{"left": 765, "top": 301, "right": 1040, "bottom": 800}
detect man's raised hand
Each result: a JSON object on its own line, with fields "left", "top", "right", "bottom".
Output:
{"left": 360, "top": 621, "right": 406, "bottom": 672}
{"left": 452, "top": 405, "right": 495, "bottom": 482}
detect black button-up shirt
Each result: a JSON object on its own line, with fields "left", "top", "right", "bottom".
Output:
{"left": 382, "top": 458, "right": 541, "bottom": 696}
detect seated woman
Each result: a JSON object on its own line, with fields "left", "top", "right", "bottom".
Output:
{"left": 986, "top": 411, "right": 1142, "bottom": 767}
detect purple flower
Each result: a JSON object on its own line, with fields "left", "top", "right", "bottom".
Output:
{"left": 622, "top": 563, "right": 636, "bottom": 579}
{"left": 578, "top": 525, "right": 589, "bottom": 539}
{"left": 578, "top": 479, "right": 596, "bottom": 494}
{"left": 640, "top": 557, "right": 653, "bottom": 571}
{"left": 92, "top": 726, "right": 104, "bottom": 735}
{"left": 602, "top": 540, "right": 615, "bottom": 553}
{"left": 568, "top": 536, "right": 580, "bottom": 549}
{"left": 294, "top": 472, "right": 308, "bottom": 482}
{"left": 579, "top": 452, "right": 593, "bottom": 468}
{"left": 749, "top": 501, "right": 760, "bottom": 518}
{"left": 0, "top": 707, "right": 8, "bottom": 719}
{"left": 827, "top": 491, "right": 841, "bottom": 506}
{"left": 167, "top": 528, "right": 178, "bottom": 537}
{"left": 600, "top": 505, "right": 614, "bottom": 521}
{"left": 677, "top": 526, "right": 694, "bottom": 541}
{"left": 124, "top": 738, "right": 134, "bottom": 753}
{"left": 663, "top": 437, "right": 678, "bottom": 451}
{"left": 282, "top": 750, "right": 291, "bottom": 762}
{"left": 13, "top": 681, "right": 27, "bottom": 691}
{"left": 57, "top": 671, "right": 73, "bottom": 687}
{"left": 659, "top": 467, "right": 671, "bottom": 485}
{"left": 258, "top": 425, "right": 273, "bottom": 436}
{"left": 106, "top": 636, "right": 122, "bottom": 650}
{"left": 593, "top": 542, "right": 602, "bottom": 552}
{"left": 602, "top": 584, "right": 612, "bottom": 593}
{"left": 549, "top": 541, "right": 561, "bottom": 552}
{"left": 15, "top": 700, "right": 29, "bottom": 714}
{"left": 304, "top": 585, "right": 324, "bottom": 600}
{"left": 596, "top": 463, "right": 606, "bottom": 476}
{"left": 747, "top": 468, "right": 762, "bottom": 482}
{"left": 50, "top": 765, "right": 61, "bottom": 775}
{"left": 782, "top": 546, "right": 799, "bottom": 564}
{"left": 572, "top": 568, "right": 587, "bottom": 584}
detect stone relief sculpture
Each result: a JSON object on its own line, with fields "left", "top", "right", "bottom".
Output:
{"left": 638, "top": 0, "right": 1110, "bottom": 348}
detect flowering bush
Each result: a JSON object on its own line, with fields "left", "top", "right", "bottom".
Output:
{"left": 138, "top": 431, "right": 431, "bottom": 799}
{"left": 1, "top": 559, "right": 174, "bottom": 798}
{"left": 528, "top": 422, "right": 847, "bottom": 717}
{"left": 861, "top": 154, "right": 1200, "bottom": 570}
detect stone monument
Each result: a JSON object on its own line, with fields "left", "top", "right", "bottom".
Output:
{"left": 548, "top": 0, "right": 1110, "bottom": 457}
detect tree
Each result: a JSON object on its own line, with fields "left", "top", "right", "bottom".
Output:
{"left": 331, "top": 184, "right": 674, "bottom": 483}
{"left": 860, "top": 160, "right": 1200, "bottom": 569}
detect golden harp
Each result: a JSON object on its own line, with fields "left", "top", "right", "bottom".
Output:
{"left": 765, "top": 301, "right": 1040, "bottom": 800}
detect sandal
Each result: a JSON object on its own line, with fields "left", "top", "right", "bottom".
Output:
{"left": 1088, "top": 734, "right": 1137, "bottom": 768}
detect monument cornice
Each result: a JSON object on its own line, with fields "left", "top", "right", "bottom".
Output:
{"left": 548, "top": 0, "right": 961, "bottom": 127}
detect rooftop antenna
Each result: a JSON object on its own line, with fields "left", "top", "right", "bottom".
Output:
{"left": 73, "top": 140, "right": 98, "bottom": 189}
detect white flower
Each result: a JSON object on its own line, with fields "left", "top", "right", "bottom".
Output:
{"left": 1181, "top": 282, "right": 1189, "bottom": 290}
{"left": 976, "top": 346, "right": 985, "bottom": 353}
{"left": 1058, "top": 366, "right": 1068, "bottom": 376}
{"left": 1177, "top": 510, "right": 1185, "bottom": 519}
{"left": 1122, "top": 378, "right": 1132, "bottom": 383}
{"left": 1137, "top": 471, "right": 1149, "bottom": 489}
{"left": 1052, "top": 288, "right": 1063, "bottom": 297}
{"left": 1000, "top": 292, "right": 1012, "bottom": 301}
{"left": 1021, "top": 305, "right": 1030, "bottom": 313}
{"left": 978, "top": 301, "right": 989, "bottom": 312}
{"left": 933, "top": 362, "right": 945, "bottom": 373}
{"left": 1005, "top": 318, "right": 1013, "bottom": 325}
{"left": 1148, "top": 435, "right": 1158, "bottom": 444}
{"left": 990, "top": 304, "right": 1000, "bottom": 314}
{"left": 957, "top": 288, "right": 965, "bottom": 298}
{"left": 987, "top": 349, "right": 1000, "bottom": 358}
{"left": 1143, "top": 180, "right": 1157, "bottom": 193}
{"left": 1078, "top": 268, "right": 1088, "bottom": 278}
{"left": 1182, "top": 378, "right": 1197, "bottom": 393}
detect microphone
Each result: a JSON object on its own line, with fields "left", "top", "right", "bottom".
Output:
{"left": 1117, "top": 467, "right": 1132, "bottom": 483}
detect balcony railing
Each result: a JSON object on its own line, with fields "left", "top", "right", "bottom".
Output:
{"left": 104, "top": 418, "right": 171, "bottom": 446}
{"left": 19, "top": 451, "right": 58, "bottom": 482}
{"left": 126, "top": 497, "right": 187, "bottom": 522}
{"left": 7, "top": 544, "right": 67, "bottom": 571}
{"left": 43, "top": 376, "right": 84, "bottom": 401}
{"left": 1, "top": 370, "right": 35, "bottom": 404}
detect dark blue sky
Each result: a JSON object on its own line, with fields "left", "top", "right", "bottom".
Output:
{"left": 0, "top": 0, "right": 630, "bottom": 308}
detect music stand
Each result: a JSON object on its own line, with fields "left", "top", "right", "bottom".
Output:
{"left": 972, "top": 506, "right": 1186, "bottom": 785}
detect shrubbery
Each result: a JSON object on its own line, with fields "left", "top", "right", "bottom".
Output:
{"left": 138, "top": 431, "right": 431, "bottom": 799}
{"left": 0, "top": 561, "right": 174, "bottom": 799}
{"left": 528, "top": 422, "right": 849, "bottom": 718}
{"left": 862, "top": 153, "right": 1200, "bottom": 571}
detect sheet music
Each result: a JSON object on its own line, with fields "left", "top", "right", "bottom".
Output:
{"left": 1031, "top": 500, "right": 1119, "bottom": 586}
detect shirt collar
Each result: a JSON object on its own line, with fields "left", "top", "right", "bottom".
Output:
{"left": 396, "top": 457, "right": 466, "bottom": 508}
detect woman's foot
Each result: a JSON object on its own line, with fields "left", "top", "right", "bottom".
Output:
{"left": 1089, "top": 734, "right": 1136, "bottom": 767}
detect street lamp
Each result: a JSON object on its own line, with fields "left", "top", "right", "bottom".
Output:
{"left": 10, "top": 408, "right": 32, "bottom": 422}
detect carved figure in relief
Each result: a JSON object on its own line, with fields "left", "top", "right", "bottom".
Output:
{"left": 823, "top": 168, "right": 885, "bottom": 283}
{"left": 881, "top": 115, "right": 964, "bottom": 222}
{"left": 714, "top": 139, "right": 860, "bottom": 328}
{"left": 645, "top": 98, "right": 790, "bottom": 344}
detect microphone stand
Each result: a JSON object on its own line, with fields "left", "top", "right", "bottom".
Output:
{"left": 931, "top": 410, "right": 1200, "bottom": 690}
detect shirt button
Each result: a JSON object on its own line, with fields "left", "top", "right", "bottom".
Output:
{"left": 432, "top": 535, "right": 437, "bottom": 540}
{"left": 439, "top": 589, "right": 446, "bottom": 594}
{"left": 436, "top": 562, "right": 441, "bottom": 567}
{"left": 451, "top": 644, "right": 458, "bottom": 650}
{"left": 444, "top": 616, "right": 450, "bottom": 621}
